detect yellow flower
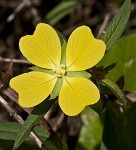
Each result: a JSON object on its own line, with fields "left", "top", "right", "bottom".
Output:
{"left": 10, "top": 23, "right": 106, "bottom": 116}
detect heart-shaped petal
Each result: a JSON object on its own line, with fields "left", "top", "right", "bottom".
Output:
{"left": 10, "top": 71, "right": 57, "bottom": 107}
{"left": 66, "top": 26, "right": 106, "bottom": 71}
{"left": 59, "top": 77, "right": 100, "bottom": 116}
{"left": 19, "top": 23, "right": 61, "bottom": 69}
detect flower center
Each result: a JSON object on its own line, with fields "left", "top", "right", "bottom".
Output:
{"left": 54, "top": 64, "right": 66, "bottom": 77}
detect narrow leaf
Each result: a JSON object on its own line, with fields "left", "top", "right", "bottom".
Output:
{"left": 13, "top": 98, "right": 55, "bottom": 149}
{"left": 0, "top": 140, "right": 40, "bottom": 150}
{"left": 0, "top": 122, "right": 50, "bottom": 141}
{"left": 101, "top": 0, "right": 131, "bottom": 51}
{"left": 0, "top": 122, "right": 50, "bottom": 150}
{"left": 67, "top": 71, "right": 91, "bottom": 78}
{"left": 13, "top": 114, "right": 44, "bottom": 149}
{"left": 60, "top": 40, "right": 67, "bottom": 65}
{"left": 30, "top": 66, "right": 54, "bottom": 75}
{"left": 101, "top": 78, "right": 127, "bottom": 105}
{"left": 45, "top": 0, "right": 84, "bottom": 25}
{"left": 50, "top": 78, "right": 63, "bottom": 100}
{"left": 57, "top": 30, "right": 67, "bottom": 45}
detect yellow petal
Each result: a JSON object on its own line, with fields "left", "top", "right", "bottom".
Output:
{"left": 10, "top": 72, "right": 57, "bottom": 107}
{"left": 66, "top": 26, "right": 106, "bottom": 71}
{"left": 59, "top": 77, "right": 100, "bottom": 116}
{"left": 19, "top": 23, "right": 61, "bottom": 69}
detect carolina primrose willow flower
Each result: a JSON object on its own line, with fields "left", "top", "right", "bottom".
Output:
{"left": 10, "top": 23, "right": 106, "bottom": 116}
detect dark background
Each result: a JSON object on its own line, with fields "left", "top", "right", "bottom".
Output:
{"left": 0, "top": 0, "right": 136, "bottom": 149}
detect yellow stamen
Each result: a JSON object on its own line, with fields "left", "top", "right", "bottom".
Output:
{"left": 54, "top": 64, "right": 66, "bottom": 77}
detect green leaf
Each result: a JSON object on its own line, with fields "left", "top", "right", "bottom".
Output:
{"left": 98, "top": 35, "right": 136, "bottom": 93}
{"left": 13, "top": 98, "right": 55, "bottom": 149}
{"left": 50, "top": 78, "right": 63, "bottom": 100}
{"left": 101, "top": 0, "right": 131, "bottom": 51}
{"left": 102, "top": 101, "right": 136, "bottom": 150}
{"left": 34, "top": 127, "right": 50, "bottom": 141}
{"left": 100, "top": 142, "right": 108, "bottom": 150}
{"left": 67, "top": 71, "right": 91, "bottom": 78}
{"left": 76, "top": 107, "right": 103, "bottom": 150}
{"left": 0, "top": 122, "right": 51, "bottom": 150}
{"left": 60, "top": 40, "right": 67, "bottom": 65}
{"left": 0, "top": 140, "right": 40, "bottom": 150}
{"left": 57, "top": 30, "right": 67, "bottom": 46}
{"left": 43, "top": 135, "right": 63, "bottom": 150}
{"left": 101, "top": 78, "right": 127, "bottom": 105}
{"left": 13, "top": 114, "right": 44, "bottom": 149}
{"left": 0, "top": 122, "right": 20, "bottom": 141}
{"left": 90, "top": 98, "right": 107, "bottom": 116}
{"left": 102, "top": 109, "right": 119, "bottom": 150}
{"left": 30, "top": 66, "right": 54, "bottom": 75}
{"left": 0, "top": 122, "right": 50, "bottom": 142}
{"left": 45, "top": 0, "right": 84, "bottom": 25}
